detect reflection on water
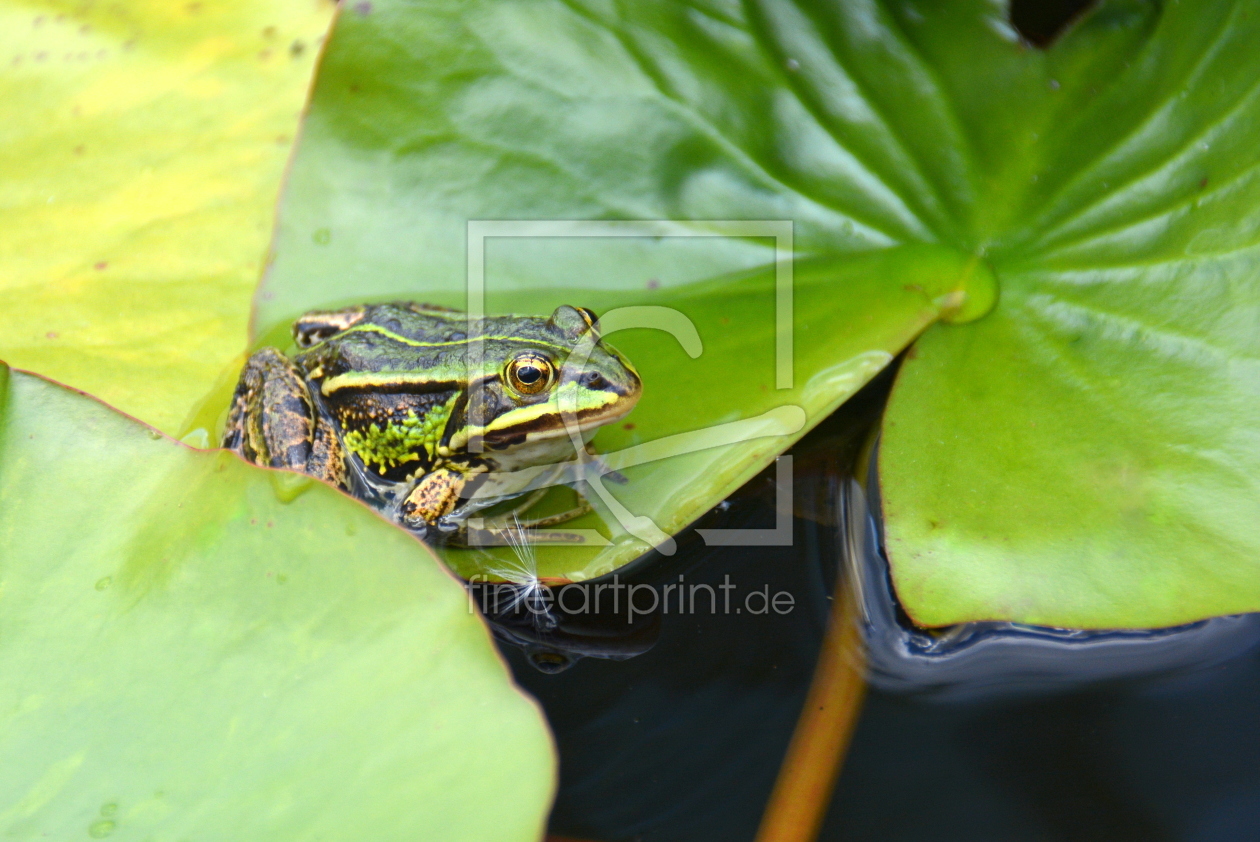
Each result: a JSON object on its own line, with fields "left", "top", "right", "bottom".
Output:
{"left": 495, "top": 367, "right": 1260, "bottom": 841}
{"left": 470, "top": 579, "right": 660, "bottom": 673}
{"left": 506, "top": 491, "right": 834, "bottom": 842}
{"left": 849, "top": 445, "right": 1260, "bottom": 701}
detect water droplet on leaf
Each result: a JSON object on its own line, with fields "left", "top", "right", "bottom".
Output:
{"left": 179, "top": 428, "right": 210, "bottom": 449}
{"left": 269, "top": 470, "right": 312, "bottom": 503}
{"left": 88, "top": 819, "right": 115, "bottom": 838}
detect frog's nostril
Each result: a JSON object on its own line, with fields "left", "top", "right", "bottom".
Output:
{"left": 582, "top": 372, "right": 606, "bottom": 389}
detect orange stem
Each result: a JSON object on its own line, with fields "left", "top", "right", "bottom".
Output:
{"left": 755, "top": 577, "right": 867, "bottom": 842}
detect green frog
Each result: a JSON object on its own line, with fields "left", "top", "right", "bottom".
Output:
{"left": 221, "top": 302, "right": 641, "bottom": 542}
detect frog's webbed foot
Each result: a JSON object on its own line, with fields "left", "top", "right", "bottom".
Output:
{"left": 222, "top": 348, "right": 315, "bottom": 471}
{"left": 401, "top": 475, "right": 597, "bottom": 545}
{"left": 500, "top": 496, "right": 594, "bottom": 530}
{"left": 399, "top": 468, "right": 468, "bottom": 536}
{"left": 463, "top": 488, "right": 587, "bottom": 527}
{"left": 454, "top": 489, "right": 595, "bottom": 548}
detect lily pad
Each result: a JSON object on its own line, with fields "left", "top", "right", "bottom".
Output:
{"left": 256, "top": 243, "right": 991, "bottom": 582}
{"left": 256, "top": 0, "right": 995, "bottom": 581}
{"left": 260, "top": 0, "right": 1259, "bottom": 625}
{"left": 869, "top": 0, "right": 1260, "bottom": 628}
{"left": 0, "top": 364, "right": 553, "bottom": 840}
{"left": 0, "top": 0, "right": 335, "bottom": 435}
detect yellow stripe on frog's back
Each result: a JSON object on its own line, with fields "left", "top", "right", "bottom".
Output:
{"left": 332, "top": 323, "right": 575, "bottom": 355}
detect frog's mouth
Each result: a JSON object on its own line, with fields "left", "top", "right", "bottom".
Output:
{"left": 481, "top": 375, "right": 642, "bottom": 450}
{"left": 566, "top": 391, "right": 639, "bottom": 429}
{"left": 446, "top": 362, "right": 642, "bottom": 456}
{"left": 547, "top": 370, "right": 642, "bottom": 434}
{"left": 483, "top": 399, "right": 636, "bottom": 450}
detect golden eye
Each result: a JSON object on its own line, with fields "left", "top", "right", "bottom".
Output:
{"left": 506, "top": 353, "right": 553, "bottom": 395}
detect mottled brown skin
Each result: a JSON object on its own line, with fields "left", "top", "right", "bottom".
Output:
{"left": 223, "top": 329, "right": 470, "bottom": 526}
{"left": 222, "top": 347, "right": 349, "bottom": 491}
{"left": 399, "top": 468, "right": 466, "bottom": 528}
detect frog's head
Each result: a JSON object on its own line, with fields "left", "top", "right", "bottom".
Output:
{"left": 446, "top": 305, "right": 641, "bottom": 467}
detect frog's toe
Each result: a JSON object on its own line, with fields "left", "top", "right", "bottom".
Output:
{"left": 434, "top": 515, "right": 462, "bottom": 534}
{"left": 399, "top": 468, "right": 466, "bottom": 533}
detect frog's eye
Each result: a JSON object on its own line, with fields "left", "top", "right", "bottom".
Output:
{"left": 506, "top": 353, "right": 553, "bottom": 396}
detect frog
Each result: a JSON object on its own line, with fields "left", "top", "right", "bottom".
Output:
{"left": 221, "top": 301, "right": 641, "bottom": 543}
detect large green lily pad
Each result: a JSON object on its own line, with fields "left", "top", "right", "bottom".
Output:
{"left": 868, "top": 0, "right": 1260, "bottom": 628}
{"left": 253, "top": 243, "right": 991, "bottom": 582}
{"left": 260, "top": 0, "right": 1259, "bottom": 625}
{"left": 0, "top": 363, "right": 553, "bottom": 840}
{"left": 0, "top": 0, "right": 334, "bottom": 435}
{"left": 255, "top": 0, "right": 995, "bottom": 582}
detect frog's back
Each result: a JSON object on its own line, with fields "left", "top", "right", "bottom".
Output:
{"left": 361, "top": 303, "right": 581, "bottom": 350}
{"left": 293, "top": 302, "right": 585, "bottom": 385}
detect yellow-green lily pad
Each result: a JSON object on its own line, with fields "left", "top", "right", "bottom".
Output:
{"left": 0, "top": 0, "right": 334, "bottom": 435}
{"left": 0, "top": 363, "right": 554, "bottom": 840}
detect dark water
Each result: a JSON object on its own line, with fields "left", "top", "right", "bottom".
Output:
{"left": 497, "top": 372, "right": 1260, "bottom": 842}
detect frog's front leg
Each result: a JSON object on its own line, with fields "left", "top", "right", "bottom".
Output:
{"left": 222, "top": 348, "right": 343, "bottom": 486}
{"left": 399, "top": 468, "right": 468, "bottom": 533}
